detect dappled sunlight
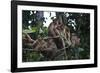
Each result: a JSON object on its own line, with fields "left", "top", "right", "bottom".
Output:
{"left": 43, "top": 12, "right": 56, "bottom": 27}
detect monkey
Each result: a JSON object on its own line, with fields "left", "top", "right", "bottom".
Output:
{"left": 48, "top": 18, "right": 72, "bottom": 49}
{"left": 32, "top": 37, "right": 47, "bottom": 52}
{"left": 22, "top": 32, "right": 34, "bottom": 48}
{"left": 48, "top": 19, "right": 63, "bottom": 49}
{"left": 48, "top": 19, "right": 59, "bottom": 37}
{"left": 32, "top": 37, "right": 58, "bottom": 60}
{"left": 22, "top": 32, "right": 58, "bottom": 60}
{"left": 43, "top": 38, "right": 58, "bottom": 60}
{"left": 55, "top": 21, "right": 72, "bottom": 46}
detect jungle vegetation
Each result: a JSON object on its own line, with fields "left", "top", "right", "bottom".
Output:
{"left": 22, "top": 10, "right": 90, "bottom": 62}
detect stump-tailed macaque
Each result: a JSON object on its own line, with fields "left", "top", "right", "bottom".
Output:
{"left": 32, "top": 38, "right": 57, "bottom": 60}
{"left": 32, "top": 37, "right": 47, "bottom": 51}
{"left": 22, "top": 33, "right": 34, "bottom": 48}
{"left": 48, "top": 19, "right": 59, "bottom": 37}
{"left": 22, "top": 32, "right": 58, "bottom": 60}
{"left": 48, "top": 19, "right": 72, "bottom": 49}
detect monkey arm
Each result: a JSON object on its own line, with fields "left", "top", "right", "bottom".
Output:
{"left": 26, "top": 33, "right": 34, "bottom": 43}
{"left": 23, "top": 32, "right": 34, "bottom": 43}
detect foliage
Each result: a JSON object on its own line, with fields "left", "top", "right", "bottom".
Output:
{"left": 22, "top": 51, "right": 43, "bottom": 62}
{"left": 22, "top": 10, "right": 90, "bottom": 62}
